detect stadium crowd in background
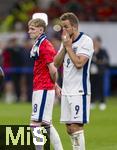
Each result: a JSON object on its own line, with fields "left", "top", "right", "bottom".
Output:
{"left": 90, "top": 36, "right": 110, "bottom": 110}
{"left": 0, "top": 0, "right": 117, "bottom": 32}
{"left": 1, "top": 37, "right": 33, "bottom": 103}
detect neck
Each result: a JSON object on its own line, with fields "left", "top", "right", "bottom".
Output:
{"left": 71, "top": 31, "right": 80, "bottom": 41}
{"left": 35, "top": 33, "right": 43, "bottom": 41}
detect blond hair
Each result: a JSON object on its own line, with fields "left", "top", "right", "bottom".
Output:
{"left": 28, "top": 18, "right": 46, "bottom": 31}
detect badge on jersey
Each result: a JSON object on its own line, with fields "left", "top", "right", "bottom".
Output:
{"left": 73, "top": 47, "right": 77, "bottom": 53}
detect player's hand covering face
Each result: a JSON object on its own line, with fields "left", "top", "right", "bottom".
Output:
{"left": 61, "top": 20, "right": 73, "bottom": 47}
{"left": 61, "top": 20, "right": 74, "bottom": 37}
{"left": 62, "top": 29, "right": 71, "bottom": 42}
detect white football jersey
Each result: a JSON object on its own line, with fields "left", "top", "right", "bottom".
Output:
{"left": 59, "top": 32, "right": 94, "bottom": 95}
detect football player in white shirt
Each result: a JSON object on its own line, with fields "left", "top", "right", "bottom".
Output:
{"left": 54, "top": 12, "right": 94, "bottom": 150}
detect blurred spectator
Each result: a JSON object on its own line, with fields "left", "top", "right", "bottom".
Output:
{"left": 2, "top": 37, "right": 27, "bottom": 103}
{"left": 90, "top": 36, "right": 110, "bottom": 110}
{"left": 2, "top": 38, "right": 17, "bottom": 103}
{"left": 0, "top": 42, "right": 4, "bottom": 93}
{"left": 21, "top": 37, "right": 34, "bottom": 102}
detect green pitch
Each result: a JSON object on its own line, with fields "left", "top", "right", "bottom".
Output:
{"left": 0, "top": 97, "right": 117, "bottom": 150}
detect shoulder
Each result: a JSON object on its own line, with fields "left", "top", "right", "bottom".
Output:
{"left": 82, "top": 34, "right": 93, "bottom": 45}
{"left": 81, "top": 34, "right": 94, "bottom": 51}
{"left": 42, "top": 39, "right": 54, "bottom": 49}
{"left": 40, "top": 39, "right": 56, "bottom": 55}
{"left": 75, "top": 33, "right": 93, "bottom": 48}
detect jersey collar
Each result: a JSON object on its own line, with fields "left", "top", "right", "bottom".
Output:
{"left": 72, "top": 32, "right": 84, "bottom": 43}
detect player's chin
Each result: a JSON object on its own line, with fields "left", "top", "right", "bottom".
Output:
{"left": 29, "top": 35, "right": 33, "bottom": 38}
{"left": 29, "top": 34, "right": 33, "bottom": 38}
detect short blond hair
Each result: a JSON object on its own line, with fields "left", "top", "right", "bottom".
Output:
{"left": 28, "top": 18, "right": 46, "bottom": 31}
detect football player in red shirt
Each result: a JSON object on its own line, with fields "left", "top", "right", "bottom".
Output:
{"left": 28, "top": 13, "right": 63, "bottom": 150}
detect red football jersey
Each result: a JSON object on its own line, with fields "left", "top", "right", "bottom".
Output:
{"left": 33, "top": 39, "right": 56, "bottom": 90}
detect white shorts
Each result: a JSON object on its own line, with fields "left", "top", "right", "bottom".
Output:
{"left": 60, "top": 95, "right": 91, "bottom": 124}
{"left": 31, "top": 90, "right": 55, "bottom": 124}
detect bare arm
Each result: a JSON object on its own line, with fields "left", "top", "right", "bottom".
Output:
{"left": 54, "top": 47, "right": 66, "bottom": 68}
{"left": 65, "top": 47, "right": 89, "bottom": 69}
{"left": 48, "top": 63, "right": 62, "bottom": 97}
{"left": 47, "top": 62, "right": 58, "bottom": 83}
{"left": 62, "top": 30, "right": 89, "bottom": 69}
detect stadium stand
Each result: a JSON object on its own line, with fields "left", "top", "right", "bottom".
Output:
{"left": 0, "top": 0, "right": 117, "bottom": 102}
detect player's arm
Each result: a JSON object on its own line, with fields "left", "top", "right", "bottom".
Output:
{"left": 66, "top": 47, "right": 89, "bottom": 69}
{"left": 48, "top": 63, "right": 61, "bottom": 96}
{"left": 62, "top": 29, "right": 89, "bottom": 69}
{"left": 47, "top": 62, "right": 58, "bottom": 83}
{"left": 54, "top": 45, "right": 66, "bottom": 68}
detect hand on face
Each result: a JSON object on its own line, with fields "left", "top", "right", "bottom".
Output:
{"left": 62, "top": 29, "right": 72, "bottom": 48}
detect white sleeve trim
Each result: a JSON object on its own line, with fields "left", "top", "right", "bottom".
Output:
{"left": 77, "top": 53, "right": 90, "bottom": 58}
